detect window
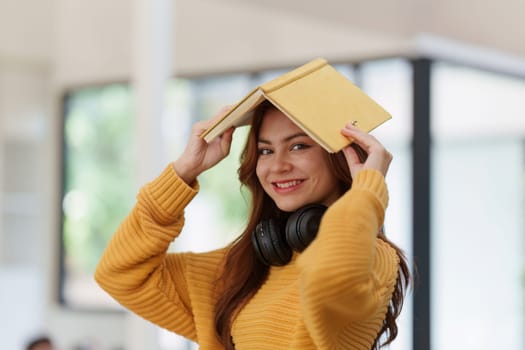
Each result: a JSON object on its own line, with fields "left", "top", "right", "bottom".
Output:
{"left": 60, "top": 74, "right": 260, "bottom": 307}
{"left": 60, "top": 84, "right": 134, "bottom": 308}
{"left": 431, "top": 62, "right": 525, "bottom": 349}
{"left": 360, "top": 58, "right": 414, "bottom": 350}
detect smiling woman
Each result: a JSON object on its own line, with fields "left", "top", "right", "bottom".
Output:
{"left": 94, "top": 88, "right": 411, "bottom": 349}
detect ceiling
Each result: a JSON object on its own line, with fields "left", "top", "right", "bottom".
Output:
{"left": 219, "top": 0, "right": 525, "bottom": 59}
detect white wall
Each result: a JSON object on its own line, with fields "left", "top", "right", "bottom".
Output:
{"left": 0, "top": 0, "right": 55, "bottom": 63}
{"left": 221, "top": 0, "right": 525, "bottom": 59}
{"left": 54, "top": 0, "right": 413, "bottom": 87}
{"left": 54, "top": 0, "right": 525, "bottom": 84}
{"left": 0, "top": 0, "right": 128, "bottom": 348}
{"left": 0, "top": 0, "right": 57, "bottom": 347}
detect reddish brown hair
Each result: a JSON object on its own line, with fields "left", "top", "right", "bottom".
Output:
{"left": 214, "top": 101, "right": 411, "bottom": 349}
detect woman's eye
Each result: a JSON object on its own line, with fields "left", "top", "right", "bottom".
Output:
{"left": 291, "top": 143, "right": 309, "bottom": 151}
{"left": 258, "top": 148, "right": 272, "bottom": 155}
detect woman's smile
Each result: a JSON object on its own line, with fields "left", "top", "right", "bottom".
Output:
{"left": 272, "top": 179, "right": 304, "bottom": 192}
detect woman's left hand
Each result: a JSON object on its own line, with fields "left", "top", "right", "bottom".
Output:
{"left": 340, "top": 123, "right": 393, "bottom": 178}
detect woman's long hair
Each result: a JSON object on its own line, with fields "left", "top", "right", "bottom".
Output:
{"left": 214, "top": 101, "right": 411, "bottom": 349}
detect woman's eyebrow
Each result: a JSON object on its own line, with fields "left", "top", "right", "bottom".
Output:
{"left": 258, "top": 132, "right": 308, "bottom": 145}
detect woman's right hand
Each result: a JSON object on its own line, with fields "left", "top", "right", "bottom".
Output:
{"left": 172, "top": 107, "right": 235, "bottom": 184}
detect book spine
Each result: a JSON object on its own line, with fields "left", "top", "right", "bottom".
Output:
{"left": 262, "top": 58, "right": 327, "bottom": 93}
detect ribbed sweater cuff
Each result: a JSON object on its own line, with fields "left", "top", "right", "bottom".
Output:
{"left": 140, "top": 163, "right": 199, "bottom": 222}
{"left": 351, "top": 169, "right": 388, "bottom": 209}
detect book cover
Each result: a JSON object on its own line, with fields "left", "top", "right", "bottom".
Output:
{"left": 201, "top": 58, "right": 391, "bottom": 153}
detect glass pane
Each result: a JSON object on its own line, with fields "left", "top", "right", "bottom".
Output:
{"left": 253, "top": 68, "right": 290, "bottom": 85}
{"left": 432, "top": 140, "right": 524, "bottom": 349}
{"left": 61, "top": 84, "right": 134, "bottom": 308}
{"left": 253, "top": 63, "right": 355, "bottom": 86}
{"left": 361, "top": 59, "right": 413, "bottom": 142}
{"left": 360, "top": 58, "right": 414, "bottom": 350}
{"left": 431, "top": 62, "right": 525, "bottom": 349}
{"left": 432, "top": 63, "right": 525, "bottom": 139}
{"left": 333, "top": 63, "right": 355, "bottom": 81}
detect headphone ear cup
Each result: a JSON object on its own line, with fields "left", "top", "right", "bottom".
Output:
{"left": 251, "top": 218, "right": 293, "bottom": 266}
{"left": 285, "top": 204, "right": 327, "bottom": 252}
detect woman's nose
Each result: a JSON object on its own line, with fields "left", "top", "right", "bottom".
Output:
{"left": 270, "top": 151, "right": 292, "bottom": 172}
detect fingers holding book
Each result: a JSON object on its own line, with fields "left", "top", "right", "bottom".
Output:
{"left": 341, "top": 122, "right": 392, "bottom": 178}
{"left": 172, "top": 107, "right": 236, "bottom": 184}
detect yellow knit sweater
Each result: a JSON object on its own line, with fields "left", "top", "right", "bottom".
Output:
{"left": 95, "top": 165, "right": 400, "bottom": 350}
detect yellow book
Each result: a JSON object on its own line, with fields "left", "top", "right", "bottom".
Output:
{"left": 201, "top": 58, "right": 391, "bottom": 153}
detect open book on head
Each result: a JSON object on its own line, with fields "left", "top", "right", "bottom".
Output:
{"left": 200, "top": 58, "right": 391, "bottom": 153}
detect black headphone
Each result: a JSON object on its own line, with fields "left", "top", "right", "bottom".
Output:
{"left": 251, "top": 204, "right": 327, "bottom": 266}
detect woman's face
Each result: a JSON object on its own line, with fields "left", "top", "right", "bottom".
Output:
{"left": 255, "top": 108, "right": 341, "bottom": 212}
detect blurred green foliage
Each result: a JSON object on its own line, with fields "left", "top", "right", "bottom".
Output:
{"left": 62, "top": 80, "right": 251, "bottom": 305}
{"left": 63, "top": 84, "right": 135, "bottom": 274}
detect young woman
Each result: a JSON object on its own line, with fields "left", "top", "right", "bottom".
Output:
{"left": 95, "top": 101, "right": 411, "bottom": 349}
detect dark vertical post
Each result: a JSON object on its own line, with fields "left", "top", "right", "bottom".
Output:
{"left": 412, "top": 58, "right": 432, "bottom": 350}
{"left": 58, "top": 92, "right": 70, "bottom": 305}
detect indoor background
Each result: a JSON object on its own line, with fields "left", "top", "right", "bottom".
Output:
{"left": 0, "top": 0, "right": 524, "bottom": 349}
